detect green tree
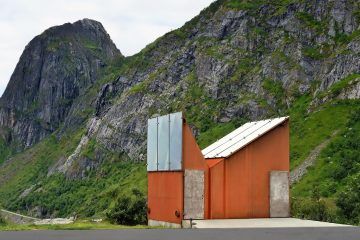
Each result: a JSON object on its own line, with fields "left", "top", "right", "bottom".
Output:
{"left": 106, "top": 188, "right": 147, "bottom": 225}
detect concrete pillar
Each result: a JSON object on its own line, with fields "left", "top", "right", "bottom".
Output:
{"left": 270, "top": 171, "right": 290, "bottom": 217}
{"left": 183, "top": 170, "right": 205, "bottom": 220}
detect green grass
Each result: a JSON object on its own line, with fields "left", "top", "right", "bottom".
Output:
{"left": 0, "top": 130, "right": 84, "bottom": 212}
{"left": 2, "top": 160, "right": 146, "bottom": 218}
{"left": 0, "top": 118, "right": 147, "bottom": 220}
{"left": 333, "top": 28, "right": 360, "bottom": 45}
{"left": 81, "top": 138, "right": 97, "bottom": 159}
{"left": 226, "top": 0, "right": 265, "bottom": 11}
{"left": 303, "top": 46, "right": 328, "bottom": 60}
{"left": 128, "top": 81, "right": 149, "bottom": 95}
{"left": 81, "top": 38, "right": 103, "bottom": 58}
{"left": 0, "top": 138, "right": 12, "bottom": 165}
{"left": 289, "top": 99, "right": 357, "bottom": 169}
{"left": 172, "top": 29, "right": 187, "bottom": 39}
{"left": 205, "top": 45, "right": 225, "bottom": 60}
{"left": 292, "top": 103, "right": 360, "bottom": 197}
{"left": 0, "top": 221, "right": 151, "bottom": 231}
{"left": 291, "top": 105, "right": 360, "bottom": 224}
{"left": 0, "top": 216, "right": 6, "bottom": 226}
{"left": 46, "top": 38, "right": 70, "bottom": 52}
{"left": 226, "top": 56, "right": 255, "bottom": 84}
{"left": 296, "top": 12, "right": 327, "bottom": 33}
{"left": 263, "top": 78, "right": 286, "bottom": 109}
{"left": 225, "top": 0, "right": 300, "bottom": 17}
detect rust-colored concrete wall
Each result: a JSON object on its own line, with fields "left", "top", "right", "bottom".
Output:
{"left": 182, "top": 123, "right": 209, "bottom": 219}
{"left": 147, "top": 122, "right": 210, "bottom": 224}
{"left": 208, "top": 120, "right": 289, "bottom": 219}
{"left": 208, "top": 159, "right": 225, "bottom": 219}
{"left": 147, "top": 172, "right": 183, "bottom": 224}
{"left": 183, "top": 124, "right": 207, "bottom": 170}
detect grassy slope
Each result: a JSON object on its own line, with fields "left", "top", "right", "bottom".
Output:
{"left": 0, "top": 124, "right": 147, "bottom": 219}
{"left": 0, "top": 131, "right": 82, "bottom": 217}
{"left": 289, "top": 98, "right": 356, "bottom": 169}
{"left": 291, "top": 101, "right": 360, "bottom": 224}
{"left": 292, "top": 113, "right": 360, "bottom": 198}
{"left": 0, "top": 130, "right": 84, "bottom": 197}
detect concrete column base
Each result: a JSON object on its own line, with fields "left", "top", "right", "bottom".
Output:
{"left": 148, "top": 219, "right": 182, "bottom": 228}
{"left": 182, "top": 220, "right": 198, "bottom": 229}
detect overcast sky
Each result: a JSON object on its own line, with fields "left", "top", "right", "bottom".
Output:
{"left": 0, "top": 0, "right": 214, "bottom": 96}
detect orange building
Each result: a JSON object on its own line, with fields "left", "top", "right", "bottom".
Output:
{"left": 147, "top": 112, "right": 290, "bottom": 228}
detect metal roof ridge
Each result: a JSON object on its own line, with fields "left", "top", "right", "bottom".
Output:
{"left": 202, "top": 122, "right": 255, "bottom": 156}
{"left": 212, "top": 119, "right": 273, "bottom": 158}
{"left": 215, "top": 117, "right": 288, "bottom": 158}
{"left": 202, "top": 116, "right": 289, "bottom": 159}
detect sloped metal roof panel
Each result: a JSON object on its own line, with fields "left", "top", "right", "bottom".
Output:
{"left": 202, "top": 122, "right": 253, "bottom": 156}
{"left": 202, "top": 117, "right": 288, "bottom": 159}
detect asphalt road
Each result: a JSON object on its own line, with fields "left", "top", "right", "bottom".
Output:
{"left": 1, "top": 227, "right": 359, "bottom": 240}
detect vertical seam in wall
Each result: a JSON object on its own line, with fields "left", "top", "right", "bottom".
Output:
{"left": 168, "top": 114, "right": 171, "bottom": 170}
{"left": 181, "top": 122, "right": 185, "bottom": 222}
{"left": 208, "top": 168, "right": 211, "bottom": 219}
{"left": 182, "top": 170, "right": 185, "bottom": 224}
{"left": 248, "top": 147, "right": 253, "bottom": 218}
{"left": 156, "top": 117, "right": 159, "bottom": 171}
{"left": 223, "top": 160, "right": 226, "bottom": 218}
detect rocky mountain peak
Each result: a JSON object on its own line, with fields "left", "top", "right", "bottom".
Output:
{"left": 0, "top": 19, "right": 122, "bottom": 149}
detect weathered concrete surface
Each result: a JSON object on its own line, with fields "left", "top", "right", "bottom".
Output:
{"left": 190, "top": 218, "right": 352, "bottom": 229}
{"left": 34, "top": 217, "right": 74, "bottom": 225}
{"left": 270, "top": 171, "right": 290, "bottom": 218}
{"left": 181, "top": 220, "right": 192, "bottom": 229}
{"left": 183, "top": 170, "right": 204, "bottom": 220}
{"left": 148, "top": 219, "right": 181, "bottom": 228}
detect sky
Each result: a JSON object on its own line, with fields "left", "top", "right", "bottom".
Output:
{"left": 0, "top": 0, "right": 215, "bottom": 96}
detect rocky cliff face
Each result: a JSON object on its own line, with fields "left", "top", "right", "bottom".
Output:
{"left": 0, "top": 19, "right": 121, "bottom": 149}
{"left": 81, "top": 0, "right": 359, "bottom": 168}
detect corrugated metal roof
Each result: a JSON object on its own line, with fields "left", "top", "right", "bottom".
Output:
{"left": 202, "top": 116, "right": 289, "bottom": 159}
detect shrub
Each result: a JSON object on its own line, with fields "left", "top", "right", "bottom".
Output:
{"left": 226, "top": 0, "right": 264, "bottom": 11}
{"left": 0, "top": 216, "right": 6, "bottom": 226}
{"left": 291, "top": 186, "right": 337, "bottom": 222}
{"left": 128, "top": 81, "right": 149, "bottom": 95}
{"left": 336, "top": 173, "right": 360, "bottom": 225}
{"left": 106, "top": 188, "right": 147, "bottom": 225}
{"left": 296, "top": 12, "right": 326, "bottom": 33}
{"left": 303, "top": 46, "right": 325, "bottom": 60}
